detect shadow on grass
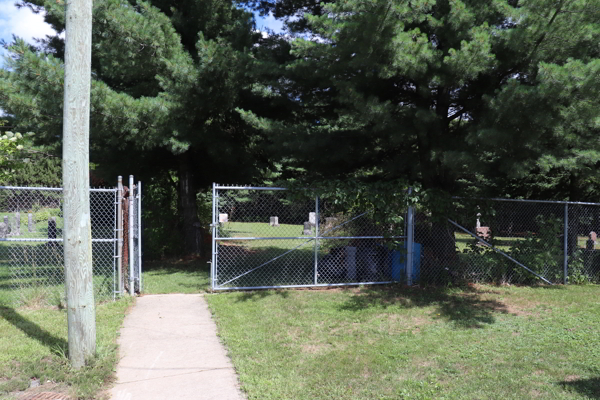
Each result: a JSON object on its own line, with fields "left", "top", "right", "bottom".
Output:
{"left": 144, "top": 258, "right": 210, "bottom": 275}
{"left": 338, "top": 285, "right": 512, "bottom": 328}
{"left": 560, "top": 377, "right": 600, "bottom": 399}
{"left": 233, "top": 290, "right": 290, "bottom": 302}
{"left": 0, "top": 306, "right": 68, "bottom": 355}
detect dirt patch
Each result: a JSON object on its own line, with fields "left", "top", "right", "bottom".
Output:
{"left": 301, "top": 343, "right": 332, "bottom": 355}
{"left": 13, "top": 382, "right": 72, "bottom": 400}
{"left": 530, "top": 389, "right": 542, "bottom": 398}
{"left": 564, "top": 375, "right": 580, "bottom": 382}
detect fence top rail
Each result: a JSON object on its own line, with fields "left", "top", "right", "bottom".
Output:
{"left": 0, "top": 185, "right": 117, "bottom": 192}
{"left": 215, "top": 184, "right": 287, "bottom": 191}
{"left": 453, "top": 196, "right": 600, "bottom": 206}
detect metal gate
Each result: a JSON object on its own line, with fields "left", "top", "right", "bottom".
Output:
{"left": 211, "top": 184, "right": 415, "bottom": 290}
{"left": 0, "top": 175, "right": 142, "bottom": 304}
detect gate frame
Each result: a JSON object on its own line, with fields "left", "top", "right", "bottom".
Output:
{"left": 210, "top": 183, "right": 415, "bottom": 291}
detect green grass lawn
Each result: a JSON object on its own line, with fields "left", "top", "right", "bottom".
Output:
{"left": 206, "top": 284, "right": 600, "bottom": 400}
{"left": 0, "top": 296, "right": 133, "bottom": 399}
{"left": 142, "top": 257, "right": 211, "bottom": 294}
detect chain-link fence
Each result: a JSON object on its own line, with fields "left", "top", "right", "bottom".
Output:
{"left": 418, "top": 198, "right": 600, "bottom": 285}
{"left": 0, "top": 177, "right": 142, "bottom": 305}
{"left": 212, "top": 185, "right": 600, "bottom": 289}
{"left": 211, "top": 185, "right": 412, "bottom": 290}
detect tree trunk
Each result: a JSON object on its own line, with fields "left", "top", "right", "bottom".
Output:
{"left": 178, "top": 152, "right": 200, "bottom": 254}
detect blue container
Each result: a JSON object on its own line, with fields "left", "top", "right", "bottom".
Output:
{"left": 390, "top": 242, "right": 421, "bottom": 283}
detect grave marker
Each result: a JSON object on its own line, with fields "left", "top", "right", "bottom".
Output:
{"left": 28, "top": 213, "right": 34, "bottom": 233}
{"left": 303, "top": 222, "right": 312, "bottom": 235}
{"left": 48, "top": 217, "right": 57, "bottom": 240}
{"left": 13, "top": 212, "right": 20, "bottom": 236}
{"left": 270, "top": 216, "right": 279, "bottom": 227}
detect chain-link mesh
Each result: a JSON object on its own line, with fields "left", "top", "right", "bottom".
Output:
{"left": 417, "top": 199, "right": 600, "bottom": 285}
{"left": 213, "top": 187, "right": 600, "bottom": 289}
{"left": 0, "top": 187, "right": 119, "bottom": 305}
{"left": 213, "top": 186, "right": 408, "bottom": 289}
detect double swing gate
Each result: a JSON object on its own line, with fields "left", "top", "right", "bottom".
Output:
{"left": 211, "top": 184, "right": 416, "bottom": 290}
{"left": 0, "top": 175, "right": 142, "bottom": 303}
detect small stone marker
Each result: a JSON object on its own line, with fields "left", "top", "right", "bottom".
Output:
{"left": 28, "top": 213, "right": 34, "bottom": 233}
{"left": 13, "top": 212, "right": 20, "bottom": 236}
{"left": 476, "top": 212, "right": 481, "bottom": 229}
{"left": 0, "top": 222, "right": 8, "bottom": 239}
{"left": 3, "top": 216, "right": 8, "bottom": 229}
{"left": 48, "top": 217, "right": 57, "bottom": 240}
{"left": 309, "top": 212, "right": 316, "bottom": 226}
{"left": 590, "top": 231, "right": 597, "bottom": 243}
{"left": 270, "top": 216, "right": 279, "bottom": 227}
{"left": 303, "top": 221, "right": 312, "bottom": 235}
{"left": 219, "top": 213, "right": 228, "bottom": 223}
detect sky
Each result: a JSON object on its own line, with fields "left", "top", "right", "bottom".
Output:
{"left": 0, "top": 0, "right": 56, "bottom": 65}
{"left": 0, "top": 0, "right": 283, "bottom": 67}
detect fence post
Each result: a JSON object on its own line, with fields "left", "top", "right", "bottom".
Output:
{"left": 129, "top": 175, "right": 135, "bottom": 296}
{"left": 564, "top": 203, "right": 568, "bottom": 284}
{"left": 117, "top": 176, "right": 123, "bottom": 295}
{"left": 211, "top": 183, "right": 217, "bottom": 291}
{"left": 314, "top": 195, "right": 319, "bottom": 285}
{"left": 406, "top": 188, "right": 414, "bottom": 286}
{"left": 137, "top": 181, "right": 142, "bottom": 293}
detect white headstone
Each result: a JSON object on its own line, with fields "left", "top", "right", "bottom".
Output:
{"left": 219, "top": 213, "right": 228, "bottom": 223}
{"left": 270, "top": 216, "right": 279, "bottom": 227}
{"left": 309, "top": 212, "right": 316, "bottom": 226}
{"left": 476, "top": 212, "right": 481, "bottom": 229}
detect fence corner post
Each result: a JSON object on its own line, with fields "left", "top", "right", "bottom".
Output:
{"left": 407, "top": 188, "right": 414, "bottom": 286}
{"left": 564, "top": 203, "right": 568, "bottom": 285}
{"left": 314, "top": 195, "right": 319, "bottom": 285}
{"left": 211, "top": 183, "right": 217, "bottom": 291}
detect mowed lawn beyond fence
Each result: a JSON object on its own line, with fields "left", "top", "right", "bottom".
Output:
{"left": 206, "top": 285, "right": 600, "bottom": 400}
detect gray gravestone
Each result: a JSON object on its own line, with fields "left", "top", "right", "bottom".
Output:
{"left": 0, "top": 222, "right": 7, "bottom": 239}
{"left": 587, "top": 231, "right": 596, "bottom": 250}
{"left": 309, "top": 212, "right": 316, "bottom": 226}
{"left": 345, "top": 246, "right": 357, "bottom": 280}
{"left": 270, "top": 216, "right": 279, "bottom": 227}
{"left": 48, "top": 217, "right": 57, "bottom": 240}
{"left": 13, "top": 212, "right": 20, "bottom": 236}
{"left": 28, "top": 213, "right": 34, "bottom": 232}
{"left": 303, "top": 222, "right": 312, "bottom": 235}
{"left": 3, "top": 216, "right": 8, "bottom": 229}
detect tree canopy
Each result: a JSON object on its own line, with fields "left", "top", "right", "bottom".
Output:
{"left": 241, "top": 0, "right": 600, "bottom": 202}
{"left": 1, "top": 0, "right": 600, "bottom": 256}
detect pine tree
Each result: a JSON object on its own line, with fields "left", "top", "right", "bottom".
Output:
{"left": 1, "top": 0, "right": 271, "bottom": 253}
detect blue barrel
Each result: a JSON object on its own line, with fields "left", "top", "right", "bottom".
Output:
{"left": 390, "top": 243, "right": 421, "bottom": 283}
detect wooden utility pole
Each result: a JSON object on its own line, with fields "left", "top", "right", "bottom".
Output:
{"left": 62, "top": 0, "right": 96, "bottom": 368}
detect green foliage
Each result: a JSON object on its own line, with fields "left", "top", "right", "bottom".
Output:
{"left": 241, "top": 0, "right": 600, "bottom": 205}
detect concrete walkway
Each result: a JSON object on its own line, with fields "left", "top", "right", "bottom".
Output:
{"left": 109, "top": 294, "right": 245, "bottom": 400}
